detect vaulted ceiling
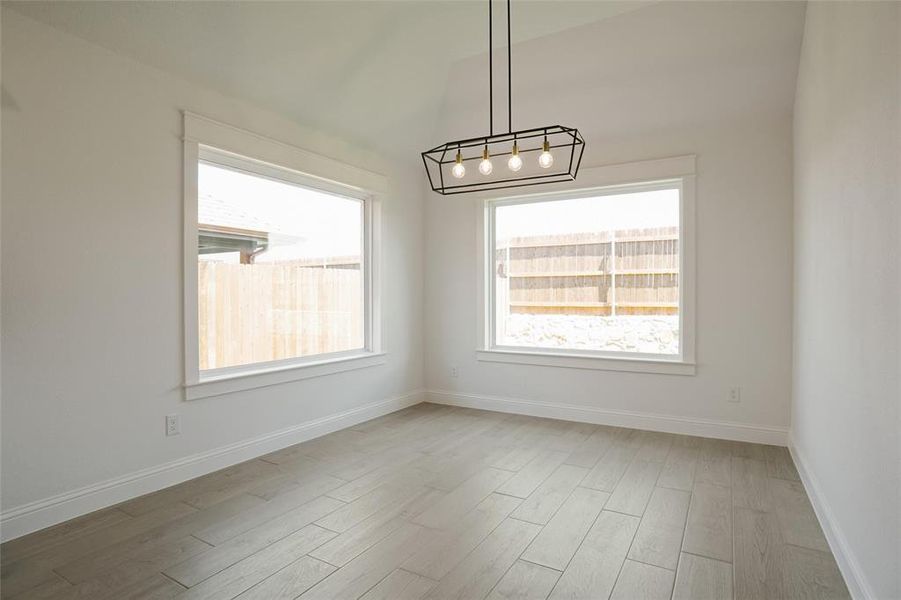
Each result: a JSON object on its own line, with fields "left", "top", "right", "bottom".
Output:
{"left": 7, "top": 1, "right": 805, "bottom": 160}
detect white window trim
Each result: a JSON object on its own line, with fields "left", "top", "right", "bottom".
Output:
{"left": 475, "top": 155, "right": 696, "bottom": 376}
{"left": 183, "top": 112, "right": 387, "bottom": 400}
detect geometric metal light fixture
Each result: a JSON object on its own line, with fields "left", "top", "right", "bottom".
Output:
{"left": 422, "top": 0, "right": 585, "bottom": 195}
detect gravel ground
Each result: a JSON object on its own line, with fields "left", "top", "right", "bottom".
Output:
{"left": 500, "top": 314, "right": 679, "bottom": 355}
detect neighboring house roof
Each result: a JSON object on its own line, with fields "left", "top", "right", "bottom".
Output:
{"left": 198, "top": 193, "right": 291, "bottom": 237}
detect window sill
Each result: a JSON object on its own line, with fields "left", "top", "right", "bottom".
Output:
{"left": 475, "top": 349, "right": 695, "bottom": 375}
{"left": 185, "top": 352, "right": 387, "bottom": 401}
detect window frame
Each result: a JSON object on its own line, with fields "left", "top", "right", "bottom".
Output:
{"left": 183, "top": 112, "right": 386, "bottom": 400}
{"left": 476, "top": 155, "right": 696, "bottom": 376}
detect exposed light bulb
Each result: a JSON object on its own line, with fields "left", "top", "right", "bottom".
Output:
{"left": 538, "top": 151, "right": 553, "bottom": 168}
{"left": 508, "top": 142, "right": 522, "bottom": 172}
{"left": 538, "top": 139, "right": 554, "bottom": 169}
{"left": 479, "top": 146, "right": 493, "bottom": 175}
{"left": 452, "top": 150, "right": 465, "bottom": 179}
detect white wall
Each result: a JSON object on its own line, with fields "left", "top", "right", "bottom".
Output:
{"left": 0, "top": 9, "right": 424, "bottom": 534}
{"left": 792, "top": 3, "right": 900, "bottom": 599}
{"left": 425, "top": 2, "right": 802, "bottom": 440}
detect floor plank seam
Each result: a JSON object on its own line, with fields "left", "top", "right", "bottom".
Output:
{"left": 50, "top": 567, "right": 77, "bottom": 586}
{"left": 506, "top": 515, "right": 542, "bottom": 526}
{"left": 517, "top": 556, "right": 564, "bottom": 573}
{"left": 782, "top": 541, "right": 835, "bottom": 555}
{"left": 601, "top": 507, "right": 643, "bottom": 519}
{"left": 189, "top": 533, "right": 215, "bottom": 548}
{"left": 624, "top": 555, "right": 677, "bottom": 572}
{"left": 680, "top": 550, "right": 733, "bottom": 565}
{"left": 159, "top": 570, "right": 188, "bottom": 590}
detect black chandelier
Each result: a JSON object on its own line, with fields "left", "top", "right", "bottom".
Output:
{"left": 421, "top": 0, "right": 585, "bottom": 195}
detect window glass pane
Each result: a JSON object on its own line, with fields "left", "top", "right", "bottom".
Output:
{"left": 494, "top": 188, "right": 679, "bottom": 355}
{"left": 198, "top": 162, "right": 363, "bottom": 371}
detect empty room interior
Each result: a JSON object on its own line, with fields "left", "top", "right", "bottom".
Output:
{"left": 1, "top": 1, "right": 899, "bottom": 599}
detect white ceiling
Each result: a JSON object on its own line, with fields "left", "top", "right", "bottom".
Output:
{"left": 439, "top": 1, "right": 807, "bottom": 146}
{"left": 7, "top": 1, "right": 805, "bottom": 160}
{"left": 6, "top": 1, "right": 651, "bottom": 155}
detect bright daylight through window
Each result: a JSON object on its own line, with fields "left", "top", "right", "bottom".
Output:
{"left": 197, "top": 159, "right": 364, "bottom": 372}
{"left": 491, "top": 184, "right": 681, "bottom": 358}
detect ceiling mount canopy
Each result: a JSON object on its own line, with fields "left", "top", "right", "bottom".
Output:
{"left": 422, "top": 0, "right": 585, "bottom": 195}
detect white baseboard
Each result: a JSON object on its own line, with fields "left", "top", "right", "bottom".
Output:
{"left": 427, "top": 389, "right": 788, "bottom": 445}
{"left": 788, "top": 435, "right": 874, "bottom": 600}
{"left": 0, "top": 389, "right": 424, "bottom": 543}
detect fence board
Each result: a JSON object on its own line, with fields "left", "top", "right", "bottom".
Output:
{"left": 198, "top": 262, "right": 362, "bottom": 371}
{"left": 497, "top": 227, "right": 679, "bottom": 316}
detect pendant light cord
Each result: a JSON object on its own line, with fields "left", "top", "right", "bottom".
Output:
{"left": 489, "top": 0, "right": 493, "bottom": 136}
{"left": 507, "top": 0, "right": 512, "bottom": 133}
{"left": 487, "top": 0, "right": 513, "bottom": 135}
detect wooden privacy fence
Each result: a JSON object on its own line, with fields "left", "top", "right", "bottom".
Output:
{"left": 198, "top": 261, "right": 362, "bottom": 370}
{"left": 496, "top": 227, "right": 679, "bottom": 316}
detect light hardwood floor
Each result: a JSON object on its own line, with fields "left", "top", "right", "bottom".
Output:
{"left": 0, "top": 404, "right": 851, "bottom": 600}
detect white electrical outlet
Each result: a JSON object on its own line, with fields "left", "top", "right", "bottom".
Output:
{"left": 729, "top": 387, "right": 742, "bottom": 403}
{"left": 451, "top": 366, "right": 459, "bottom": 378}
{"left": 166, "top": 414, "right": 181, "bottom": 436}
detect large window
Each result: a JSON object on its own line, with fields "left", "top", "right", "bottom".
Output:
{"left": 183, "top": 114, "right": 384, "bottom": 398}
{"left": 484, "top": 176, "right": 693, "bottom": 370}
{"left": 197, "top": 153, "right": 365, "bottom": 371}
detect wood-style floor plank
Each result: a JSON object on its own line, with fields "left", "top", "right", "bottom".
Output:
{"left": 309, "top": 487, "right": 444, "bottom": 567}
{"left": 627, "top": 486, "right": 691, "bottom": 570}
{"left": 732, "top": 457, "right": 771, "bottom": 512}
{"left": 423, "top": 518, "right": 540, "bottom": 600}
{"left": 486, "top": 560, "right": 560, "bottom": 600}
{"left": 496, "top": 451, "right": 569, "bottom": 499}
{"left": 53, "top": 493, "right": 261, "bottom": 586}
{"left": 671, "top": 552, "right": 733, "bottom": 600}
{"left": 657, "top": 445, "right": 699, "bottom": 491}
{"left": 359, "top": 569, "right": 436, "bottom": 600}
{"left": 510, "top": 465, "right": 588, "bottom": 525}
{"left": 609, "top": 559, "right": 675, "bottom": 600}
{"left": 604, "top": 458, "right": 663, "bottom": 516}
{"left": 733, "top": 506, "right": 785, "bottom": 600}
{"left": 763, "top": 446, "right": 800, "bottom": 481}
{"left": 768, "top": 478, "right": 830, "bottom": 552}
{"left": 177, "top": 525, "right": 334, "bottom": 600}
{"left": 581, "top": 440, "right": 638, "bottom": 492}
{"left": 682, "top": 482, "right": 732, "bottom": 562}
{"left": 0, "top": 508, "right": 132, "bottom": 568}
{"left": 520, "top": 487, "right": 609, "bottom": 571}
{"left": 694, "top": 439, "right": 732, "bottom": 488}
{"left": 563, "top": 426, "right": 618, "bottom": 469}
{"left": 315, "top": 483, "right": 425, "bottom": 533}
{"left": 298, "top": 523, "right": 431, "bottom": 600}
{"left": 193, "top": 478, "right": 343, "bottom": 545}
{"left": 403, "top": 493, "right": 520, "bottom": 581}
{"left": 233, "top": 555, "right": 335, "bottom": 600}
{"left": 782, "top": 544, "right": 850, "bottom": 599}
{"left": 634, "top": 432, "right": 675, "bottom": 463}
{"left": 2, "top": 571, "right": 73, "bottom": 600}
{"left": 547, "top": 510, "right": 639, "bottom": 600}
{"left": 164, "top": 495, "right": 341, "bottom": 587}
{"left": 412, "top": 468, "right": 512, "bottom": 530}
